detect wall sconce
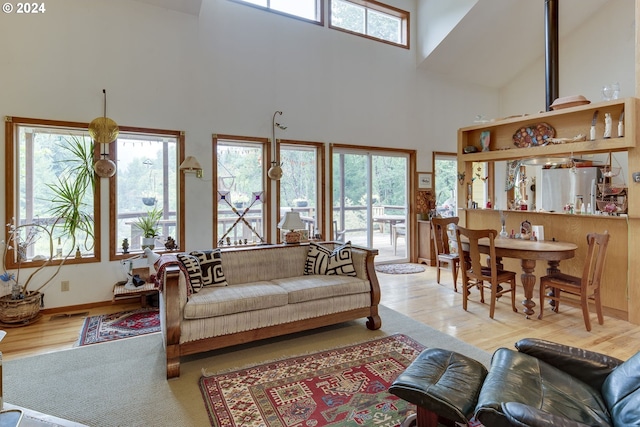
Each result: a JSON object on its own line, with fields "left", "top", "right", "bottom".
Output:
{"left": 180, "top": 156, "right": 203, "bottom": 178}
{"left": 267, "top": 110, "right": 287, "bottom": 180}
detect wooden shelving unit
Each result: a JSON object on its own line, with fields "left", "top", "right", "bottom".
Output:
{"left": 458, "top": 97, "right": 638, "bottom": 162}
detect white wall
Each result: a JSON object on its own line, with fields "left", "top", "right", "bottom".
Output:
{"left": 501, "top": 0, "right": 635, "bottom": 115}
{"left": 0, "top": 0, "right": 498, "bottom": 308}
{"left": 493, "top": 0, "right": 634, "bottom": 211}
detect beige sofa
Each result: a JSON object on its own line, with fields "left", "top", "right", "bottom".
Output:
{"left": 158, "top": 242, "right": 381, "bottom": 379}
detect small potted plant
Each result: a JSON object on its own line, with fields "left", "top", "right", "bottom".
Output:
{"left": 134, "top": 207, "right": 162, "bottom": 250}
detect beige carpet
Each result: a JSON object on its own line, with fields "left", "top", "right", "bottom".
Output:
{"left": 4, "top": 305, "right": 490, "bottom": 427}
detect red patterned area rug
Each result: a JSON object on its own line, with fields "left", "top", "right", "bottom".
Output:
{"left": 76, "top": 308, "right": 160, "bottom": 346}
{"left": 199, "top": 334, "right": 425, "bottom": 427}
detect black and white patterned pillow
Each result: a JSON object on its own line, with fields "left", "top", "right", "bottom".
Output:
{"left": 176, "top": 253, "right": 203, "bottom": 293}
{"left": 304, "top": 241, "right": 357, "bottom": 277}
{"left": 190, "top": 249, "right": 227, "bottom": 287}
{"left": 326, "top": 241, "right": 357, "bottom": 276}
{"left": 304, "top": 242, "right": 332, "bottom": 275}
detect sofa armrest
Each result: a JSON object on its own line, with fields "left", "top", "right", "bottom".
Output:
{"left": 333, "top": 242, "right": 381, "bottom": 330}
{"left": 501, "top": 402, "right": 593, "bottom": 427}
{"left": 515, "top": 338, "right": 623, "bottom": 391}
{"left": 162, "top": 265, "right": 184, "bottom": 379}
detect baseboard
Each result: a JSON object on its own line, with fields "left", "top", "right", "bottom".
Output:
{"left": 41, "top": 300, "right": 119, "bottom": 315}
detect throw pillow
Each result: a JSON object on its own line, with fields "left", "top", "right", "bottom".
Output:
{"left": 326, "top": 241, "right": 357, "bottom": 276}
{"left": 304, "top": 241, "right": 357, "bottom": 277}
{"left": 176, "top": 253, "right": 203, "bottom": 293}
{"left": 304, "top": 242, "right": 331, "bottom": 275}
{"left": 190, "top": 249, "right": 228, "bottom": 287}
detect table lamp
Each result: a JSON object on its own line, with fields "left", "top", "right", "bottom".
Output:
{"left": 122, "top": 247, "right": 162, "bottom": 289}
{"left": 278, "top": 211, "right": 306, "bottom": 244}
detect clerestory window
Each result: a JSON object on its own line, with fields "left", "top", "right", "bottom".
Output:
{"left": 329, "top": 0, "right": 409, "bottom": 48}
{"left": 231, "top": 0, "right": 323, "bottom": 24}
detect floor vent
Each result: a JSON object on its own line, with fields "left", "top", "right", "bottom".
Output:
{"left": 49, "top": 311, "right": 89, "bottom": 321}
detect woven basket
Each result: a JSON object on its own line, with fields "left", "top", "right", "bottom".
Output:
{"left": 0, "top": 291, "right": 41, "bottom": 324}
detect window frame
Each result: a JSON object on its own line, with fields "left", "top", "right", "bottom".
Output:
{"left": 229, "top": 0, "right": 324, "bottom": 26}
{"left": 328, "top": 0, "right": 410, "bottom": 49}
{"left": 4, "top": 116, "right": 102, "bottom": 268}
{"left": 213, "top": 134, "right": 271, "bottom": 247}
{"left": 277, "top": 139, "right": 326, "bottom": 242}
{"left": 109, "top": 127, "right": 185, "bottom": 261}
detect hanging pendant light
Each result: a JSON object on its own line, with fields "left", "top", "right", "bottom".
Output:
{"left": 89, "top": 89, "right": 119, "bottom": 144}
{"left": 90, "top": 89, "right": 118, "bottom": 177}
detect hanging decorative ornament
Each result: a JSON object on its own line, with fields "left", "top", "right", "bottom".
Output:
{"left": 94, "top": 150, "right": 117, "bottom": 178}
{"left": 90, "top": 89, "right": 118, "bottom": 177}
{"left": 88, "top": 89, "right": 119, "bottom": 144}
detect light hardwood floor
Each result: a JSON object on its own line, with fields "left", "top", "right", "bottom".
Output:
{"left": 2, "top": 265, "right": 639, "bottom": 361}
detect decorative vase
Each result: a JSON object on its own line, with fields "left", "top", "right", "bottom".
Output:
{"left": 499, "top": 225, "right": 508, "bottom": 238}
{"left": 142, "top": 197, "right": 157, "bottom": 207}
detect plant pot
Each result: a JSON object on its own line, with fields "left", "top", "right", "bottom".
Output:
{"left": 141, "top": 237, "right": 155, "bottom": 250}
{"left": 142, "top": 197, "right": 157, "bottom": 207}
{"left": 0, "top": 291, "right": 41, "bottom": 325}
{"left": 295, "top": 200, "right": 308, "bottom": 207}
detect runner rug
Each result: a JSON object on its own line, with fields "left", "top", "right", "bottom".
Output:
{"left": 76, "top": 308, "right": 160, "bottom": 346}
{"left": 199, "top": 334, "right": 425, "bottom": 427}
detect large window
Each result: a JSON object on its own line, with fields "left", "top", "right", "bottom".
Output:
{"left": 110, "top": 128, "right": 184, "bottom": 259}
{"left": 433, "top": 152, "right": 458, "bottom": 218}
{"left": 214, "top": 136, "right": 268, "bottom": 247}
{"left": 5, "top": 117, "right": 100, "bottom": 267}
{"left": 279, "top": 141, "right": 325, "bottom": 240}
{"left": 231, "top": 0, "right": 323, "bottom": 24}
{"left": 329, "top": 0, "right": 409, "bottom": 48}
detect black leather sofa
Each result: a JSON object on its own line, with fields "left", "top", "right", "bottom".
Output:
{"left": 390, "top": 338, "right": 640, "bottom": 427}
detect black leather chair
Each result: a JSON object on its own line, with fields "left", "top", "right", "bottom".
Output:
{"left": 390, "top": 338, "right": 640, "bottom": 427}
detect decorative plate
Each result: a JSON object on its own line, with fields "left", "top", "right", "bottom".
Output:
{"left": 512, "top": 123, "right": 555, "bottom": 148}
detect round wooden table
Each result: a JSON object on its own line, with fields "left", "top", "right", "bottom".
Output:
{"left": 468, "top": 237, "right": 577, "bottom": 318}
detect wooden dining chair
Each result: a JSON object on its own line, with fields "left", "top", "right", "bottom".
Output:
{"left": 431, "top": 217, "right": 460, "bottom": 291}
{"left": 538, "top": 231, "right": 610, "bottom": 331}
{"left": 454, "top": 226, "right": 518, "bottom": 319}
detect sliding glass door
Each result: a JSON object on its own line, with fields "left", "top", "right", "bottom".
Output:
{"left": 332, "top": 148, "right": 409, "bottom": 263}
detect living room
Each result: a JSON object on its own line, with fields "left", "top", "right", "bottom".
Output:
{"left": 0, "top": 0, "right": 638, "bottom": 425}
{"left": 1, "top": 0, "right": 633, "bottom": 312}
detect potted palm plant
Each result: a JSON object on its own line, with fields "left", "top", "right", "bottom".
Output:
{"left": 134, "top": 207, "right": 162, "bottom": 250}
{"left": 0, "top": 135, "right": 95, "bottom": 325}
{"left": 47, "top": 135, "right": 96, "bottom": 256}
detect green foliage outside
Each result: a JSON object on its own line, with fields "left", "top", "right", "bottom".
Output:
{"left": 333, "top": 152, "right": 407, "bottom": 232}
{"left": 434, "top": 157, "right": 458, "bottom": 217}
